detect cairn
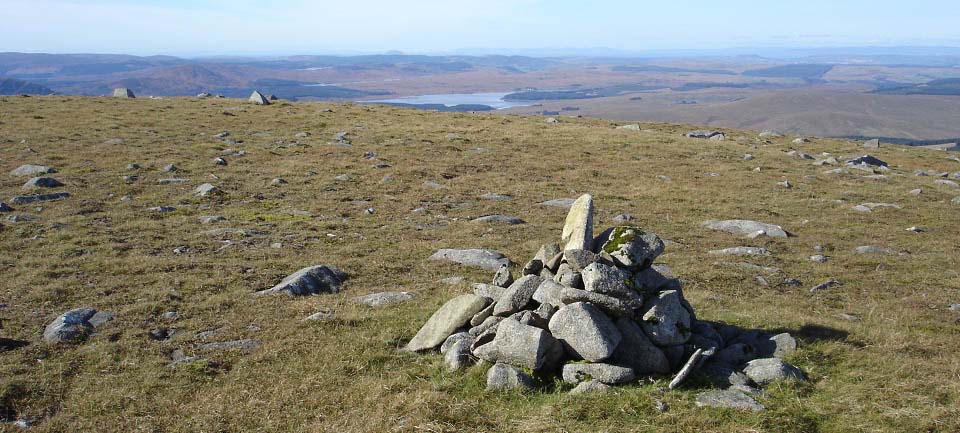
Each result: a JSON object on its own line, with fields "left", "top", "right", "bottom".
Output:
{"left": 408, "top": 194, "right": 804, "bottom": 406}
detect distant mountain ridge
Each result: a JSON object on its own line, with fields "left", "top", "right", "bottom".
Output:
{"left": 0, "top": 77, "right": 54, "bottom": 95}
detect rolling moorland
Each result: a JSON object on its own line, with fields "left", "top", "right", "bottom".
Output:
{"left": 3, "top": 51, "right": 960, "bottom": 141}
{"left": 0, "top": 95, "right": 959, "bottom": 432}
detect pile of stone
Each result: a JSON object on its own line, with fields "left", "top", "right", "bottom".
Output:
{"left": 408, "top": 194, "right": 804, "bottom": 408}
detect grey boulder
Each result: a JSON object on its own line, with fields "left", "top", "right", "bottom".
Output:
{"left": 405, "top": 294, "right": 489, "bottom": 352}
{"left": 744, "top": 358, "right": 805, "bottom": 386}
{"left": 472, "top": 318, "right": 563, "bottom": 371}
{"left": 257, "top": 265, "right": 348, "bottom": 296}
{"left": 562, "top": 362, "right": 635, "bottom": 385}
{"left": 581, "top": 262, "right": 634, "bottom": 299}
{"left": 429, "top": 248, "right": 512, "bottom": 271}
{"left": 486, "top": 363, "right": 534, "bottom": 391}
{"left": 356, "top": 291, "right": 416, "bottom": 308}
{"left": 43, "top": 307, "right": 98, "bottom": 343}
{"left": 10, "top": 164, "right": 56, "bottom": 177}
{"left": 492, "top": 275, "right": 543, "bottom": 316}
{"left": 598, "top": 226, "right": 665, "bottom": 269}
{"left": 639, "top": 290, "right": 692, "bottom": 346}
{"left": 703, "top": 220, "right": 788, "bottom": 238}
{"left": 22, "top": 177, "right": 64, "bottom": 189}
{"left": 609, "top": 317, "right": 671, "bottom": 374}
{"left": 549, "top": 302, "right": 621, "bottom": 361}
{"left": 472, "top": 215, "right": 525, "bottom": 225}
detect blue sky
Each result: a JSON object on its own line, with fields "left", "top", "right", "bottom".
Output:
{"left": 3, "top": 0, "right": 959, "bottom": 56}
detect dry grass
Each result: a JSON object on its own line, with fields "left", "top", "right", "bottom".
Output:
{"left": 0, "top": 96, "right": 958, "bottom": 432}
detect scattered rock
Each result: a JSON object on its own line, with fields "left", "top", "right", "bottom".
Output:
{"left": 696, "top": 390, "right": 765, "bottom": 411}
{"left": 685, "top": 130, "right": 724, "bottom": 139}
{"left": 356, "top": 291, "right": 416, "bottom": 307}
{"left": 708, "top": 247, "right": 770, "bottom": 256}
{"left": 744, "top": 358, "right": 805, "bottom": 386}
{"left": 472, "top": 215, "right": 525, "bottom": 225}
{"left": 198, "top": 339, "right": 260, "bottom": 351}
{"left": 256, "top": 265, "right": 348, "bottom": 296}
{"left": 10, "top": 164, "right": 56, "bottom": 177}
{"left": 703, "top": 219, "right": 788, "bottom": 238}
{"left": 195, "top": 183, "right": 220, "bottom": 197}
{"left": 539, "top": 198, "right": 576, "bottom": 209}
{"left": 43, "top": 307, "right": 97, "bottom": 343}
{"left": 304, "top": 311, "right": 337, "bottom": 322}
{"left": 854, "top": 245, "right": 896, "bottom": 255}
{"left": 22, "top": 177, "right": 63, "bottom": 189}
{"left": 429, "top": 248, "right": 512, "bottom": 271}
{"left": 480, "top": 193, "right": 512, "bottom": 200}
{"left": 10, "top": 192, "right": 70, "bottom": 205}
{"left": 810, "top": 280, "right": 842, "bottom": 293}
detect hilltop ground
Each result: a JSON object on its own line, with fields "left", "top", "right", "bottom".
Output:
{"left": 0, "top": 96, "right": 958, "bottom": 432}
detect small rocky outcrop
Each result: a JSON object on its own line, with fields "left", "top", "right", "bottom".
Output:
{"left": 43, "top": 307, "right": 100, "bottom": 343}
{"left": 113, "top": 88, "right": 135, "bottom": 98}
{"left": 256, "top": 265, "right": 348, "bottom": 296}
{"left": 249, "top": 90, "right": 270, "bottom": 105}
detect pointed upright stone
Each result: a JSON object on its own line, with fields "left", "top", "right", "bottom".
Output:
{"left": 249, "top": 90, "right": 270, "bottom": 105}
{"left": 112, "top": 88, "right": 135, "bottom": 98}
{"left": 561, "top": 194, "right": 594, "bottom": 251}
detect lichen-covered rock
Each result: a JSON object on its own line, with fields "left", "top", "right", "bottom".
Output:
{"left": 599, "top": 226, "right": 665, "bottom": 270}
{"left": 444, "top": 339, "right": 475, "bottom": 371}
{"left": 744, "top": 358, "right": 805, "bottom": 386}
{"left": 561, "top": 194, "right": 594, "bottom": 251}
{"left": 486, "top": 363, "right": 533, "bottom": 391}
{"left": 532, "top": 279, "right": 566, "bottom": 306}
{"left": 405, "top": 294, "right": 489, "bottom": 352}
{"left": 257, "top": 265, "right": 348, "bottom": 296}
{"left": 640, "top": 290, "right": 692, "bottom": 346}
{"left": 609, "top": 317, "right": 671, "bottom": 374}
{"left": 492, "top": 275, "right": 543, "bottom": 316}
{"left": 472, "top": 318, "right": 563, "bottom": 371}
{"left": 491, "top": 265, "right": 513, "bottom": 287}
{"left": 703, "top": 219, "right": 788, "bottom": 238}
{"left": 10, "top": 164, "right": 56, "bottom": 177}
{"left": 472, "top": 283, "right": 507, "bottom": 301}
{"left": 43, "top": 307, "right": 98, "bottom": 343}
{"left": 549, "top": 302, "right": 621, "bottom": 361}
{"left": 581, "top": 262, "right": 634, "bottom": 299}
{"left": 429, "top": 248, "right": 512, "bottom": 271}
{"left": 562, "top": 363, "right": 635, "bottom": 385}
{"left": 356, "top": 291, "right": 416, "bottom": 308}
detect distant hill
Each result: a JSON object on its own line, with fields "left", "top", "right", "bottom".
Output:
{"left": 742, "top": 64, "right": 834, "bottom": 79}
{"left": 0, "top": 77, "right": 54, "bottom": 95}
{"left": 872, "top": 78, "right": 960, "bottom": 96}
